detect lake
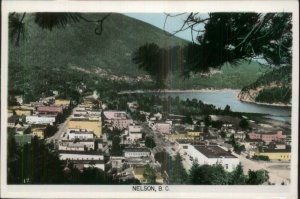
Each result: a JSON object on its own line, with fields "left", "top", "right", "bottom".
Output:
{"left": 143, "top": 90, "right": 291, "bottom": 122}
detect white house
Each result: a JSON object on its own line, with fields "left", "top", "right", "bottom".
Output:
{"left": 123, "top": 148, "right": 151, "bottom": 158}
{"left": 180, "top": 144, "right": 240, "bottom": 172}
{"left": 26, "top": 115, "right": 55, "bottom": 125}
{"left": 127, "top": 124, "right": 143, "bottom": 141}
{"left": 66, "top": 129, "right": 95, "bottom": 140}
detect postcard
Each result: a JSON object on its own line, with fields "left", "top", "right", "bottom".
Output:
{"left": 1, "top": 0, "right": 298, "bottom": 198}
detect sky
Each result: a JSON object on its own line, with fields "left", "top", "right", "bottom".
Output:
{"left": 124, "top": 13, "right": 205, "bottom": 42}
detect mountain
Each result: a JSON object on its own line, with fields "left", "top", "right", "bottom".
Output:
{"left": 8, "top": 13, "right": 187, "bottom": 102}
{"left": 238, "top": 66, "right": 292, "bottom": 105}
{"left": 166, "top": 60, "right": 268, "bottom": 89}
{"left": 8, "top": 13, "right": 272, "bottom": 103}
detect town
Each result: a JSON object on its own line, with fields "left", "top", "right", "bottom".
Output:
{"left": 7, "top": 89, "right": 291, "bottom": 185}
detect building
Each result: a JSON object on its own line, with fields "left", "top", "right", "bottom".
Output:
{"left": 110, "top": 156, "right": 125, "bottom": 170}
{"left": 37, "top": 105, "right": 63, "bottom": 116}
{"left": 103, "top": 111, "right": 133, "bottom": 129}
{"left": 32, "top": 126, "right": 47, "bottom": 139}
{"left": 153, "top": 123, "right": 171, "bottom": 134}
{"left": 181, "top": 144, "right": 240, "bottom": 172}
{"left": 26, "top": 115, "right": 55, "bottom": 125}
{"left": 187, "top": 131, "right": 202, "bottom": 137}
{"left": 68, "top": 118, "right": 102, "bottom": 137}
{"left": 59, "top": 150, "right": 104, "bottom": 161}
{"left": 12, "top": 107, "right": 33, "bottom": 116}
{"left": 248, "top": 131, "right": 286, "bottom": 143}
{"left": 123, "top": 148, "right": 151, "bottom": 158}
{"left": 255, "top": 149, "right": 291, "bottom": 161}
{"left": 127, "top": 124, "right": 143, "bottom": 141}
{"left": 66, "top": 129, "right": 95, "bottom": 140}
{"left": 54, "top": 99, "right": 71, "bottom": 108}
{"left": 58, "top": 139, "right": 95, "bottom": 151}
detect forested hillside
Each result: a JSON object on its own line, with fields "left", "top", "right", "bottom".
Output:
{"left": 238, "top": 66, "right": 292, "bottom": 104}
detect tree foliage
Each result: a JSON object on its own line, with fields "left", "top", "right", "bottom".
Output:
{"left": 145, "top": 136, "right": 156, "bottom": 149}
{"left": 189, "top": 162, "right": 269, "bottom": 185}
{"left": 143, "top": 164, "right": 157, "bottom": 184}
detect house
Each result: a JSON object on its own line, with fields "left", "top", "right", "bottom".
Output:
{"left": 103, "top": 111, "right": 133, "bottom": 130}
{"left": 32, "top": 126, "right": 47, "bottom": 139}
{"left": 248, "top": 131, "right": 286, "bottom": 143}
{"left": 123, "top": 148, "right": 151, "bottom": 158}
{"left": 154, "top": 112, "right": 162, "bottom": 120}
{"left": 58, "top": 139, "right": 95, "bottom": 151}
{"left": 37, "top": 105, "right": 63, "bottom": 116}
{"left": 13, "top": 107, "right": 33, "bottom": 116}
{"left": 181, "top": 144, "right": 240, "bottom": 172}
{"left": 110, "top": 156, "right": 125, "bottom": 170}
{"left": 255, "top": 149, "right": 291, "bottom": 161}
{"left": 127, "top": 124, "right": 143, "bottom": 141}
{"left": 153, "top": 123, "right": 171, "bottom": 134}
{"left": 54, "top": 99, "right": 71, "bottom": 108}
{"left": 26, "top": 115, "right": 56, "bottom": 125}
{"left": 66, "top": 129, "right": 95, "bottom": 140}
{"left": 187, "top": 131, "right": 202, "bottom": 138}
{"left": 68, "top": 118, "right": 102, "bottom": 137}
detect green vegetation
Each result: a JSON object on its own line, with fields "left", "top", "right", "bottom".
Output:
{"left": 111, "top": 135, "right": 123, "bottom": 156}
{"left": 189, "top": 162, "right": 269, "bottom": 185}
{"left": 255, "top": 87, "right": 291, "bottom": 104}
{"left": 239, "top": 118, "right": 250, "bottom": 130}
{"left": 154, "top": 151, "right": 188, "bottom": 184}
{"left": 167, "top": 61, "right": 268, "bottom": 89}
{"left": 143, "top": 164, "right": 157, "bottom": 184}
{"left": 44, "top": 125, "right": 58, "bottom": 138}
{"left": 226, "top": 134, "right": 246, "bottom": 154}
{"left": 7, "top": 135, "right": 112, "bottom": 184}
{"left": 252, "top": 155, "right": 270, "bottom": 161}
{"left": 145, "top": 136, "right": 156, "bottom": 149}
{"left": 241, "top": 66, "right": 292, "bottom": 104}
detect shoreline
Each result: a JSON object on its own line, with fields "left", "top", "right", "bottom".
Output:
{"left": 118, "top": 89, "right": 291, "bottom": 108}
{"left": 118, "top": 88, "right": 240, "bottom": 94}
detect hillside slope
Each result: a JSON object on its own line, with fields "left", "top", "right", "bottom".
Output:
{"left": 9, "top": 13, "right": 274, "bottom": 103}
{"left": 238, "top": 66, "right": 292, "bottom": 105}
{"left": 8, "top": 13, "right": 187, "bottom": 101}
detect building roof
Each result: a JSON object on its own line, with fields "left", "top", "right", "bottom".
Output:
{"left": 62, "top": 159, "right": 104, "bottom": 164}
{"left": 123, "top": 148, "right": 150, "bottom": 153}
{"left": 194, "top": 145, "right": 237, "bottom": 158}
{"left": 69, "top": 118, "right": 100, "bottom": 122}
{"left": 103, "top": 111, "right": 127, "bottom": 120}
{"left": 68, "top": 130, "right": 95, "bottom": 134}
{"left": 260, "top": 149, "right": 291, "bottom": 153}
{"left": 58, "top": 150, "right": 103, "bottom": 155}
{"left": 37, "top": 106, "right": 63, "bottom": 113}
